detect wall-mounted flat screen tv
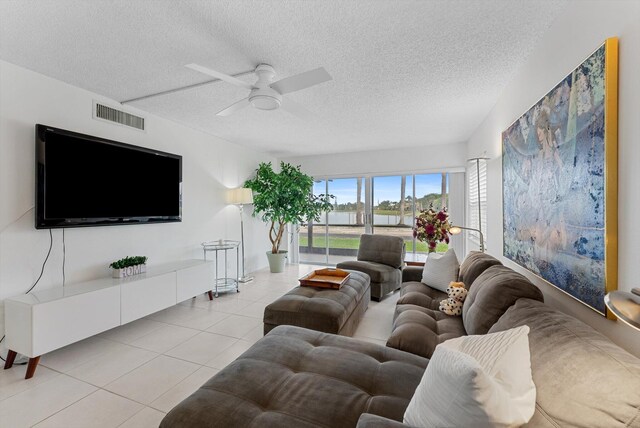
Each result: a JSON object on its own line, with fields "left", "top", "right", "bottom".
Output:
{"left": 36, "top": 124, "right": 182, "bottom": 229}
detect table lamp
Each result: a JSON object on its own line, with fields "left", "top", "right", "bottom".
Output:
{"left": 605, "top": 288, "right": 640, "bottom": 331}
{"left": 228, "top": 188, "right": 254, "bottom": 283}
{"left": 449, "top": 225, "right": 485, "bottom": 252}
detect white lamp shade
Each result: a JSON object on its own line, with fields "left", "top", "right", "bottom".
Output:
{"left": 227, "top": 188, "right": 254, "bottom": 205}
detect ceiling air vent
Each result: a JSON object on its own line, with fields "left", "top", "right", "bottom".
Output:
{"left": 93, "top": 101, "right": 145, "bottom": 131}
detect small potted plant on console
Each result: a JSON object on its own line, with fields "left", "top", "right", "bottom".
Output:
{"left": 110, "top": 256, "right": 148, "bottom": 278}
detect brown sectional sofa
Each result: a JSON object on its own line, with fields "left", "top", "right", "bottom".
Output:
{"left": 394, "top": 250, "right": 503, "bottom": 310}
{"left": 359, "top": 296, "right": 640, "bottom": 428}
{"left": 491, "top": 298, "right": 640, "bottom": 428}
{"left": 161, "top": 251, "right": 640, "bottom": 428}
{"left": 386, "top": 251, "right": 544, "bottom": 358}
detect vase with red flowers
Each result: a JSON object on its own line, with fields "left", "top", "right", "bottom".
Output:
{"left": 413, "top": 206, "right": 452, "bottom": 253}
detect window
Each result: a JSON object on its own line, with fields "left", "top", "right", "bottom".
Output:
{"left": 467, "top": 158, "right": 487, "bottom": 249}
{"left": 299, "top": 173, "right": 459, "bottom": 265}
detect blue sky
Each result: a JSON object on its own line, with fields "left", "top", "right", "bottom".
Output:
{"left": 313, "top": 174, "right": 447, "bottom": 204}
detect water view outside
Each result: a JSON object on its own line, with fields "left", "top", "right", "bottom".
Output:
{"left": 300, "top": 174, "right": 449, "bottom": 264}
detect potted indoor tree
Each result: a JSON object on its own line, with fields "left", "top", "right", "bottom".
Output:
{"left": 245, "top": 161, "right": 333, "bottom": 273}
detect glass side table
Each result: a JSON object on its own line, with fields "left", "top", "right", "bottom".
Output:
{"left": 202, "top": 240, "right": 240, "bottom": 298}
{"left": 404, "top": 252, "right": 427, "bottom": 267}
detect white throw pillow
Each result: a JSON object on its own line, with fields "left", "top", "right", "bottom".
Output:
{"left": 404, "top": 325, "right": 536, "bottom": 428}
{"left": 421, "top": 248, "right": 459, "bottom": 292}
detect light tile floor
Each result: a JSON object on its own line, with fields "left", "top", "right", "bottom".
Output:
{"left": 0, "top": 263, "right": 399, "bottom": 427}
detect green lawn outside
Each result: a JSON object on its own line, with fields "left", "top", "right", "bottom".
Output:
{"left": 299, "top": 236, "right": 359, "bottom": 249}
{"left": 372, "top": 209, "right": 406, "bottom": 216}
{"left": 299, "top": 236, "right": 448, "bottom": 253}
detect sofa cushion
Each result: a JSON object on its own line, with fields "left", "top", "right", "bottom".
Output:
{"left": 403, "top": 325, "right": 536, "bottom": 427}
{"left": 458, "top": 251, "right": 502, "bottom": 288}
{"left": 397, "top": 281, "right": 447, "bottom": 310}
{"left": 337, "top": 260, "right": 400, "bottom": 284}
{"left": 386, "top": 304, "right": 466, "bottom": 358}
{"left": 462, "top": 265, "right": 543, "bottom": 335}
{"left": 161, "top": 325, "right": 429, "bottom": 428}
{"left": 490, "top": 298, "right": 640, "bottom": 428}
{"left": 356, "top": 414, "right": 406, "bottom": 427}
{"left": 421, "top": 249, "right": 459, "bottom": 292}
{"left": 356, "top": 234, "right": 405, "bottom": 269}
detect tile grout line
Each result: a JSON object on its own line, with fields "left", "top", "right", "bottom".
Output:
{"left": 115, "top": 406, "right": 162, "bottom": 428}
{"left": 160, "top": 340, "right": 238, "bottom": 367}
{"left": 101, "top": 353, "right": 201, "bottom": 408}
{"left": 24, "top": 377, "right": 98, "bottom": 427}
{"left": 0, "top": 369, "right": 65, "bottom": 404}
{"left": 52, "top": 350, "right": 162, "bottom": 390}
{"left": 145, "top": 365, "right": 220, "bottom": 413}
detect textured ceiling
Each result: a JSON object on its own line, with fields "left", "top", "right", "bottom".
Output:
{"left": 0, "top": 0, "right": 568, "bottom": 157}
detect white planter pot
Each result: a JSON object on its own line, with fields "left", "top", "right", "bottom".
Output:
{"left": 112, "top": 264, "right": 147, "bottom": 278}
{"left": 266, "top": 251, "right": 288, "bottom": 273}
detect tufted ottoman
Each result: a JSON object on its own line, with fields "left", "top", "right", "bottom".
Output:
{"left": 263, "top": 270, "right": 370, "bottom": 336}
{"left": 160, "top": 325, "right": 428, "bottom": 428}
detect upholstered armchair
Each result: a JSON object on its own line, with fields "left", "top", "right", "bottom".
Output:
{"left": 337, "top": 234, "right": 405, "bottom": 301}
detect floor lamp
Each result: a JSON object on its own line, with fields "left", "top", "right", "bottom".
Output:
{"left": 450, "top": 225, "right": 485, "bottom": 252}
{"left": 229, "top": 188, "right": 254, "bottom": 283}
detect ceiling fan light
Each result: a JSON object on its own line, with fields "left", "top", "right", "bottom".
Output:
{"left": 250, "top": 95, "right": 281, "bottom": 110}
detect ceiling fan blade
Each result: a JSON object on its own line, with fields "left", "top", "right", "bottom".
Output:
{"left": 185, "top": 63, "right": 255, "bottom": 90}
{"left": 280, "top": 98, "right": 313, "bottom": 121}
{"left": 217, "top": 98, "right": 250, "bottom": 116}
{"left": 270, "top": 67, "right": 332, "bottom": 95}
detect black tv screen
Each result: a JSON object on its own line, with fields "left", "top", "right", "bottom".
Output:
{"left": 36, "top": 125, "right": 182, "bottom": 229}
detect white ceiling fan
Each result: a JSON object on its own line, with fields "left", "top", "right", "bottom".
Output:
{"left": 185, "top": 63, "right": 332, "bottom": 118}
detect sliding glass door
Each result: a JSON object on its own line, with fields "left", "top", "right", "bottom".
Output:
{"left": 299, "top": 178, "right": 368, "bottom": 265}
{"left": 299, "top": 173, "right": 451, "bottom": 265}
{"left": 371, "top": 175, "right": 414, "bottom": 256}
{"left": 371, "top": 173, "right": 449, "bottom": 263}
{"left": 299, "top": 180, "right": 328, "bottom": 265}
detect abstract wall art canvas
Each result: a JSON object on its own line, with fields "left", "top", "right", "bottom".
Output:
{"left": 502, "top": 38, "right": 618, "bottom": 316}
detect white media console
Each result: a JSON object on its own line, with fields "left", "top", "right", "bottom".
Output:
{"left": 3, "top": 259, "right": 214, "bottom": 379}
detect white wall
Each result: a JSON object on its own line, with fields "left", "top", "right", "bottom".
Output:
{"left": 282, "top": 142, "right": 467, "bottom": 178}
{"left": 466, "top": 0, "right": 640, "bottom": 356}
{"left": 0, "top": 60, "right": 274, "bottom": 341}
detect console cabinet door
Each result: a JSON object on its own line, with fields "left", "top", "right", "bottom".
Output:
{"left": 9, "top": 286, "right": 121, "bottom": 358}
{"left": 121, "top": 272, "right": 176, "bottom": 324}
{"left": 176, "top": 262, "right": 214, "bottom": 303}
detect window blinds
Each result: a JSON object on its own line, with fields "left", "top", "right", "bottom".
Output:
{"left": 467, "top": 158, "right": 487, "bottom": 249}
{"left": 448, "top": 172, "right": 466, "bottom": 259}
